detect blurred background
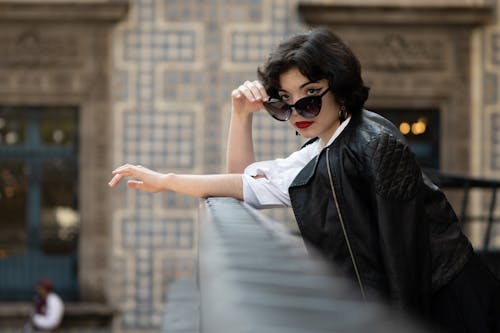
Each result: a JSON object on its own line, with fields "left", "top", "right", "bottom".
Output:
{"left": 0, "top": 0, "right": 499, "bottom": 332}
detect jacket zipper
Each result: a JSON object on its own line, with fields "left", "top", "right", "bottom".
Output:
{"left": 326, "top": 148, "right": 367, "bottom": 301}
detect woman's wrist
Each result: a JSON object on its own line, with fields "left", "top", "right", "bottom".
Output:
{"left": 161, "top": 173, "right": 176, "bottom": 191}
{"left": 231, "top": 107, "right": 254, "bottom": 121}
{"left": 230, "top": 109, "right": 254, "bottom": 133}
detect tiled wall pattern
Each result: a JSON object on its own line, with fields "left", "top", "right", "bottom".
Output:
{"left": 111, "top": 0, "right": 304, "bottom": 331}
{"left": 111, "top": 0, "right": 500, "bottom": 331}
{"left": 123, "top": 111, "right": 197, "bottom": 169}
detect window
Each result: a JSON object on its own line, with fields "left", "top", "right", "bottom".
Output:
{"left": 0, "top": 106, "right": 79, "bottom": 300}
{"left": 374, "top": 108, "right": 440, "bottom": 169}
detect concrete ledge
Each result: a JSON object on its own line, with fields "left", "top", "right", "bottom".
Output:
{"left": 0, "top": 1, "right": 129, "bottom": 23}
{"left": 161, "top": 278, "right": 200, "bottom": 333}
{"left": 298, "top": 3, "right": 493, "bottom": 26}
{"left": 0, "top": 302, "right": 115, "bottom": 330}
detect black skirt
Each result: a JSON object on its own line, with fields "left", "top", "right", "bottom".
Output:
{"left": 430, "top": 253, "right": 500, "bottom": 333}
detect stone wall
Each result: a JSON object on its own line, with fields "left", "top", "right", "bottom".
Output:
{"left": 109, "top": 0, "right": 500, "bottom": 332}
{"left": 2, "top": 0, "right": 498, "bottom": 332}
{"left": 109, "top": 0, "right": 305, "bottom": 331}
{"left": 0, "top": 0, "right": 128, "bottom": 306}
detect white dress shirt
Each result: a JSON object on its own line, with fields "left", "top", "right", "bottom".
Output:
{"left": 32, "top": 292, "right": 64, "bottom": 331}
{"left": 243, "top": 118, "right": 350, "bottom": 208}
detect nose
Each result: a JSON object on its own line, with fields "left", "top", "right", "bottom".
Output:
{"left": 290, "top": 106, "right": 299, "bottom": 117}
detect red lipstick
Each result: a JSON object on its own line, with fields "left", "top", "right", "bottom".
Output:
{"left": 295, "top": 121, "right": 313, "bottom": 129}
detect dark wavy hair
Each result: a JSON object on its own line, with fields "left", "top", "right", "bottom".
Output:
{"left": 257, "top": 28, "right": 369, "bottom": 118}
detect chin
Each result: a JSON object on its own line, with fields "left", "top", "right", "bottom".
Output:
{"left": 297, "top": 128, "right": 315, "bottom": 137}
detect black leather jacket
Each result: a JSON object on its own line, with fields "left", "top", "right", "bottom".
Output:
{"left": 289, "top": 110, "right": 473, "bottom": 316}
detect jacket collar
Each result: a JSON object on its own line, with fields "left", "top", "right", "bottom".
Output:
{"left": 290, "top": 115, "right": 359, "bottom": 188}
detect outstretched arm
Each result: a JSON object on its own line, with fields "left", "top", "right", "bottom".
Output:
{"left": 226, "top": 81, "right": 269, "bottom": 173}
{"left": 108, "top": 164, "right": 243, "bottom": 200}
{"left": 109, "top": 80, "right": 269, "bottom": 200}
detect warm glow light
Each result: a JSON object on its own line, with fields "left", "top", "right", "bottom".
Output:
{"left": 55, "top": 206, "right": 79, "bottom": 240}
{"left": 5, "top": 131, "right": 18, "bottom": 144}
{"left": 55, "top": 206, "right": 79, "bottom": 228}
{"left": 53, "top": 129, "right": 65, "bottom": 144}
{"left": 399, "top": 122, "right": 411, "bottom": 135}
{"left": 411, "top": 119, "right": 427, "bottom": 135}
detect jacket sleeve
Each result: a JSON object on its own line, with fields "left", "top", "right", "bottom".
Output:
{"left": 364, "top": 133, "right": 431, "bottom": 315}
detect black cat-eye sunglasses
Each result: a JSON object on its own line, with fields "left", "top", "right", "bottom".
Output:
{"left": 262, "top": 88, "right": 330, "bottom": 121}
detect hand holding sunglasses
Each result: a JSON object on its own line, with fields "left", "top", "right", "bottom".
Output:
{"left": 232, "top": 80, "right": 269, "bottom": 116}
{"left": 263, "top": 88, "right": 330, "bottom": 121}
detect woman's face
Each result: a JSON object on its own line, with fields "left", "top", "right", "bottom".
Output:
{"left": 278, "top": 67, "right": 341, "bottom": 143}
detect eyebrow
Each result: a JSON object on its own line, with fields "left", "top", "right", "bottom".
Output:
{"left": 279, "top": 81, "right": 320, "bottom": 93}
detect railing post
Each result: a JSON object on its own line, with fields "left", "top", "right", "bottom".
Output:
{"left": 483, "top": 187, "right": 497, "bottom": 252}
{"left": 459, "top": 182, "right": 470, "bottom": 228}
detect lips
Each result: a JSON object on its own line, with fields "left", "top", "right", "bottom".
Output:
{"left": 295, "top": 121, "right": 313, "bottom": 129}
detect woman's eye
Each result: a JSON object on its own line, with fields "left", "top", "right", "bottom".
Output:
{"left": 279, "top": 94, "right": 289, "bottom": 101}
{"left": 307, "top": 88, "right": 321, "bottom": 95}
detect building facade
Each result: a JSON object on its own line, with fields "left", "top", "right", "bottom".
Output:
{"left": 0, "top": 0, "right": 499, "bottom": 332}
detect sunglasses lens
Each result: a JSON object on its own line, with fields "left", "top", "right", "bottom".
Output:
{"left": 263, "top": 100, "right": 290, "bottom": 121}
{"left": 263, "top": 93, "right": 324, "bottom": 121}
{"left": 295, "top": 96, "right": 321, "bottom": 119}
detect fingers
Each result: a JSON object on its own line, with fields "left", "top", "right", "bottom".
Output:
{"left": 108, "top": 164, "right": 146, "bottom": 188}
{"left": 243, "top": 80, "right": 262, "bottom": 101}
{"left": 108, "top": 174, "right": 123, "bottom": 187}
{"left": 234, "top": 80, "right": 268, "bottom": 102}
{"left": 127, "top": 180, "right": 144, "bottom": 190}
{"left": 112, "top": 164, "right": 143, "bottom": 176}
{"left": 253, "top": 81, "right": 269, "bottom": 101}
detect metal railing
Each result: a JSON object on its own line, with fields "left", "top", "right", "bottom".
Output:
{"left": 424, "top": 168, "right": 500, "bottom": 252}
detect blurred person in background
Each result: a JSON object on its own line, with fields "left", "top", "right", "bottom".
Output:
{"left": 24, "top": 279, "right": 64, "bottom": 333}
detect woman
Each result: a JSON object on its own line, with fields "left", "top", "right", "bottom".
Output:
{"left": 109, "top": 28, "right": 500, "bottom": 331}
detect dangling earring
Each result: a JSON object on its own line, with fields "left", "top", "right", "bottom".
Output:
{"left": 295, "top": 131, "right": 300, "bottom": 136}
{"left": 338, "top": 104, "right": 347, "bottom": 122}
